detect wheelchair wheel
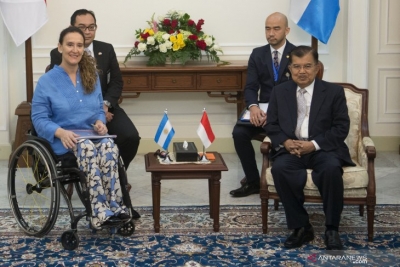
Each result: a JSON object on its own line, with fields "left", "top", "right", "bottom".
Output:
{"left": 61, "top": 230, "right": 79, "bottom": 250}
{"left": 8, "top": 140, "right": 60, "bottom": 237}
{"left": 118, "top": 221, "right": 135, "bottom": 236}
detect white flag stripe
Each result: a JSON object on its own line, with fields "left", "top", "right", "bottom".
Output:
{"left": 197, "top": 124, "right": 212, "bottom": 148}
{"left": 289, "top": 0, "right": 310, "bottom": 23}
{"left": 156, "top": 120, "right": 173, "bottom": 147}
{"left": 0, "top": 0, "right": 48, "bottom": 47}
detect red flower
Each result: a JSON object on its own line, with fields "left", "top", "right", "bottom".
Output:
{"left": 171, "top": 19, "right": 178, "bottom": 29}
{"left": 163, "top": 19, "right": 171, "bottom": 26}
{"left": 140, "top": 32, "right": 150, "bottom": 40}
{"left": 188, "top": 19, "right": 195, "bottom": 26}
{"left": 134, "top": 41, "right": 139, "bottom": 48}
{"left": 196, "top": 19, "right": 204, "bottom": 32}
{"left": 168, "top": 29, "right": 175, "bottom": 34}
{"left": 188, "top": 35, "right": 198, "bottom": 41}
{"left": 196, "top": 40, "right": 206, "bottom": 50}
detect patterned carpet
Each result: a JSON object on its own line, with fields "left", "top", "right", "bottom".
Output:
{"left": 0, "top": 205, "right": 399, "bottom": 266}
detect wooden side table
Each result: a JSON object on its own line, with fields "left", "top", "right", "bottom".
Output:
{"left": 144, "top": 152, "right": 228, "bottom": 233}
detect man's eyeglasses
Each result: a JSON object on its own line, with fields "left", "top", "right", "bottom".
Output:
{"left": 290, "top": 64, "right": 315, "bottom": 71}
{"left": 77, "top": 25, "right": 97, "bottom": 32}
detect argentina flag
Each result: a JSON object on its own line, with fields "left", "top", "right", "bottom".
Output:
{"left": 154, "top": 113, "right": 175, "bottom": 150}
{"left": 290, "top": 0, "right": 340, "bottom": 44}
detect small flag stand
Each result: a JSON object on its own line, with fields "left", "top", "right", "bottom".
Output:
{"left": 154, "top": 109, "right": 175, "bottom": 163}
{"left": 197, "top": 108, "right": 215, "bottom": 162}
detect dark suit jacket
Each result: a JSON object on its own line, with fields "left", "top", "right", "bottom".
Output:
{"left": 265, "top": 79, "right": 354, "bottom": 166}
{"left": 50, "top": 40, "right": 123, "bottom": 108}
{"left": 244, "top": 40, "right": 296, "bottom": 107}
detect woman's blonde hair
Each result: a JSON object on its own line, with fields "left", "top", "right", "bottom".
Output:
{"left": 58, "top": 26, "right": 98, "bottom": 93}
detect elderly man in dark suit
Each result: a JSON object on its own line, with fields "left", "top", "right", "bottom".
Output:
{"left": 265, "top": 46, "right": 355, "bottom": 250}
{"left": 49, "top": 9, "right": 140, "bottom": 218}
{"left": 230, "top": 12, "right": 295, "bottom": 197}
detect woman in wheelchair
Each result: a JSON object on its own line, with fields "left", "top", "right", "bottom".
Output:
{"left": 31, "top": 26, "right": 129, "bottom": 229}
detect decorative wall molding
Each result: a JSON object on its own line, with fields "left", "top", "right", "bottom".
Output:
{"left": 377, "top": 68, "right": 400, "bottom": 123}
{"left": 378, "top": 0, "right": 400, "bottom": 54}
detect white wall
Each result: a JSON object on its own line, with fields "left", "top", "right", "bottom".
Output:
{"left": 0, "top": 0, "right": 399, "bottom": 158}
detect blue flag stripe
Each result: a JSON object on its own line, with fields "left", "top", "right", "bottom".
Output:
{"left": 162, "top": 128, "right": 175, "bottom": 150}
{"left": 154, "top": 114, "right": 168, "bottom": 142}
{"left": 297, "top": 0, "right": 340, "bottom": 44}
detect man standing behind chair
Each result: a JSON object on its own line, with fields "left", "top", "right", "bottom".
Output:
{"left": 49, "top": 9, "right": 140, "bottom": 170}
{"left": 230, "top": 12, "right": 295, "bottom": 197}
{"left": 265, "top": 46, "right": 355, "bottom": 250}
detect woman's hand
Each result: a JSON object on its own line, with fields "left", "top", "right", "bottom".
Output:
{"left": 93, "top": 121, "right": 108, "bottom": 135}
{"left": 55, "top": 128, "right": 78, "bottom": 149}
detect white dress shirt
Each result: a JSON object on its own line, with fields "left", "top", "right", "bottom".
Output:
{"left": 297, "top": 80, "right": 320, "bottom": 150}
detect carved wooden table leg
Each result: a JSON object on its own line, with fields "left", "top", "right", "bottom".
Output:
{"left": 152, "top": 173, "right": 161, "bottom": 233}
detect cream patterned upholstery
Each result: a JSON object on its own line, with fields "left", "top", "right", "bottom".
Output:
{"left": 260, "top": 83, "right": 376, "bottom": 241}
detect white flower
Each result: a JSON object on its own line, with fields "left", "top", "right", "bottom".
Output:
{"left": 204, "top": 36, "right": 213, "bottom": 46}
{"left": 158, "top": 15, "right": 165, "bottom": 22}
{"left": 147, "top": 36, "right": 155, "bottom": 45}
{"left": 162, "top": 33, "right": 171, "bottom": 41}
{"left": 211, "top": 44, "right": 221, "bottom": 52}
{"left": 165, "top": 41, "right": 172, "bottom": 49}
{"left": 138, "top": 42, "right": 147, "bottom": 52}
{"left": 178, "top": 10, "right": 185, "bottom": 17}
{"left": 180, "top": 30, "right": 192, "bottom": 38}
{"left": 159, "top": 43, "right": 168, "bottom": 53}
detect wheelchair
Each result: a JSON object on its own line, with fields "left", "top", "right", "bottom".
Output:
{"left": 8, "top": 132, "right": 136, "bottom": 250}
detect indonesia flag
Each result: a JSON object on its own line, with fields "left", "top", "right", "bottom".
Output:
{"left": 0, "top": 0, "right": 48, "bottom": 47}
{"left": 290, "top": 0, "right": 340, "bottom": 44}
{"left": 197, "top": 111, "right": 215, "bottom": 149}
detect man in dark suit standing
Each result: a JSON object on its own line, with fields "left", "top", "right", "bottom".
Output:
{"left": 265, "top": 46, "right": 355, "bottom": 250}
{"left": 230, "top": 12, "right": 295, "bottom": 197}
{"left": 50, "top": 9, "right": 140, "bottom": 171}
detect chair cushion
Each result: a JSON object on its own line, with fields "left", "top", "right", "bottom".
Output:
{"left": 265, "top": 163, "right": 369, "bottom": 198}
{"left": 344, "top": 88, "right": 362, "bottom": 163}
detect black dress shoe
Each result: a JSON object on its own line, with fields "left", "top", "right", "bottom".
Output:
{"left": 325, "top": 230, "right": 343, "bottom": 250}
{"left": 131, "top": 209, "right": 141, "bottom": 219}
{"left": 230, "top": 183, "right": 260, "bottom": 197}
{"left": 284, "top": 226, "right": 314, "bottom": 249}
{"left": 117, "top": 213, "right": 131, "bottom": 220}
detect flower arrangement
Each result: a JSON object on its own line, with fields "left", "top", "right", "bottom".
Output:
{"left": 124, "top": 10, "right": 223, "bottom": 66}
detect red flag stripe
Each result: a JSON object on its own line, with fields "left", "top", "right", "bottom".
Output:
{"left": 201, "top": 112, "right": 215, "bottom": 142}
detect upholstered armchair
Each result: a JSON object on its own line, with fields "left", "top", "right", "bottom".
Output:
{"left": 260, "top": 83, "right": 376, "bottom": 241}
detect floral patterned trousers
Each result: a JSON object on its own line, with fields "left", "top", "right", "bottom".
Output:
{"left": 73, "top": 138, "right": 127, "bottom": 228}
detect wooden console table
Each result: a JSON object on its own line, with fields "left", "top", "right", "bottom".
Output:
{"left": 119, "top": 61, "right": 248, "bottom": 118}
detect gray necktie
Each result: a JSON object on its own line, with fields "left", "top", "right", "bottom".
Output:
{"left": 85, "top": 48, "right": 92, "bottom": 56}
{"left": 295, "top": 88, "right": 307, "bottom": 140}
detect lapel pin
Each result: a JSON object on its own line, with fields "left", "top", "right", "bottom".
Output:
{"left": 98, "top": 52, "right": 102, "bottom": 55}
{"left": 286, "top": 72, "right": 290, "bottom": 78}
{"left": 286, "top": 55, "right": 289, "bottom": 58}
